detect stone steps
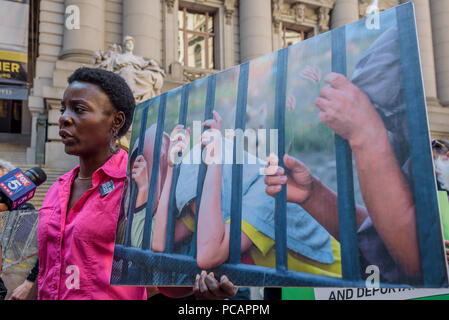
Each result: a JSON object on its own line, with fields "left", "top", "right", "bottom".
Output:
{"left": 0, "top": 143, "right": 28, "bottom": 165}
{"left": 12, "top": 164, "right": 68, "bottom": 209}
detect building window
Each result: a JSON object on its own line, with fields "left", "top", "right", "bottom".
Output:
{"left": 282, "top": 26, "right": 311, "bottom": 47}
{"left": 178, "top": 7, "right": 215, "bottom": 69}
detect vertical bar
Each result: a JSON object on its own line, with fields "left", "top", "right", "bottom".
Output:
{"left": 141, "top": 94, "right": 168, "bottom": 251}
{"left": 165, "top": 85, "right": 190, "bottom": 253}
{"left": 274, "top": 48, "right": 288, "bottom": 272}
{"left": 190, "top": 75, "right": 216, "bottom": 258}
{"left": 229, "top": 62, "right": 250, "bottom": 264}
{"left": 396, "top": 3, "right": 448, "bottom": 287}
{"left": 205, "top": 12, "right": 209, "bottom": 70}
{"left": 332, "top": 25, "right": 361, "bottom": 281}
{"left": 124, "top": 101, "right": 150, "bottom": 247}
{"left": 121, "top": 102, "right": 149, "bottom": 282}
{"left": 184, "top": 8, "right": 188, "bottom": 67}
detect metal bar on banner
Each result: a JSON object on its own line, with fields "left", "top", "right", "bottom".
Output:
{"left": 396, "top": 2, "right": 448, "bottom": 287}
{"left": 124, "top": 101, "right": 150, "bottom": 247}
{"left": 141, "top": 94, "right": 168, "bottom": 251}
{"left": 274, "top": 48, "right": 288, "bottom": 272}
{"left": 190, "top": 75, "right": 216, "bottom": 258}
{"left": 166, "top": 85, "right": 190, "bottom": 253}
{"left": 332, "top": 25, "right": 361, "bottom": 281}
{"left": 229, "top": 62, "right": 250, "bottom": 265}
{"left": 121, "top": 102, "right": 150, "bottom": 283}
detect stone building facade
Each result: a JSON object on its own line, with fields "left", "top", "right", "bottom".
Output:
{"left": 5, "top": 0, "right": 449, "bottom": 169}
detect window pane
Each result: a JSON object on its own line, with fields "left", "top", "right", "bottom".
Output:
{"left": 178, "top": 7, "right": 215, "bottom": 69}
{"left": 186, "top": 11, "right": 206, "bottom": 32}
{"left": 187, "top": 33, "right": 205, "bottom": 68}
{"left": 208, "top": 14, "right": 214, "bottom": 33}
{"left": 208, "top": 36, "right": 214, "bottom": 69}
{"left": 178, "top": 9, "right": 183, "bottom": 29}
{"left": 285, "top": 29, "right": 303, "bottom": 47}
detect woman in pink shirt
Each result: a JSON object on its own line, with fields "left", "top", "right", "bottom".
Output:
{"left": 37, "top": 67, "right": 236, "bottom": 300}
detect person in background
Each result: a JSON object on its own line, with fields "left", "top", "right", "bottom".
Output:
{"left": 432, "top": 139, "right": 449, "bottom": 192}
{"left": 0, "top": 160, "right": 15, "bottom": 212}
{"left": 431, "top": 139, "right": 449, "bottom": 264}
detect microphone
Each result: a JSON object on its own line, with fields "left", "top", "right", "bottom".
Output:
{"left": 0, "top": 167, "right": 47, "bottom": 210}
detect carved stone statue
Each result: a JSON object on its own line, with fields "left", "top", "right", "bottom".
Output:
{"left": 94, "top": 36, "right": 166, "bottom": 103}
{"left": 293, "top": 3, "right": 306, "bottom": 23}
{"left": 318, "top": 7, "right": 330, "bottom": 32}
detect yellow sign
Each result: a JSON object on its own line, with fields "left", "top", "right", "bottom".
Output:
{"left": 0, "top": 50, "right": 27, "bottom": 83}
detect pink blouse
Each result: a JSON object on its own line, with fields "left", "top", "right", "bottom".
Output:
{"left": 37, "top": 149, "right": 146, "bottom": 300}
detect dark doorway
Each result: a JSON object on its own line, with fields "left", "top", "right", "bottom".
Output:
{"left": 0, "top": 99, "right": 22, "bottom": 133}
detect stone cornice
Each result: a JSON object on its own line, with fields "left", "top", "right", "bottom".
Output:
{"left": 287, "top": 0, "right": 335, "bottom": 9}
{"left": 273, "top": 0, "right": 333, "bottom": 34}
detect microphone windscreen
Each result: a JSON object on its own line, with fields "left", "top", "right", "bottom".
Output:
{"left": 24, "top": 167, "right": 47, "bottom": 187}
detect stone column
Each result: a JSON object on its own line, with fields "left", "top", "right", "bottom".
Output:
{"left": 223, "top": 0, "right": 236, "bottom": 69}
{"left": 123, "top": 0, "right": 162, "bottom": 63}
{"left": 60, "top": 0, "right": 105, "bottom": 63}
{"left": 331, "top": 0, "right": 359, "bottom": 28}
{"left": 430, "top": 0, "right": 449, "bottom": 106}
{"left": 26, "top": 109, "right": 39, "bottom": 164}
{"left": 239, "top": 0, "right": 272, "bottom": 62}
{"left": 163, "top": 0, "right": 178, "bottom": 72}
{"left": 401, "top": 0, "right": 438, "bottom": 105}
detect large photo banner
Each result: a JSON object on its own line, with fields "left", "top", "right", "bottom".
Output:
{"left": 111, "top": 3, "right": 449, "bottom": 288}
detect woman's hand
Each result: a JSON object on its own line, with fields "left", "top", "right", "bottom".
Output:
{"left": 168, "top": 125, "right": 191, "bottom": 167}
{"left": 193, "top": 271, "right": 238, "bottom": 300}
{"left": 0, "top": 203, "right": 8, "bottom": 212}
{"left": 315, "top": 72, "right": 386, "bottom": 149}
{"left": 264, "top": 154, "right": 315, "bottom": 205}
{"left": 200, "top": 111, "right": 222, "bottom": 166}
{"left": 132, "top": 155, "right": 149, "bottom": 192}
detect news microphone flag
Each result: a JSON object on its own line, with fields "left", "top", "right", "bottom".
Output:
{"left": 0, "top": 167, "right": 46, "bottom": 210}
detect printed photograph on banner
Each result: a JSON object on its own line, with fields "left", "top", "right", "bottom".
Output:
{"left": 111, "top": 3, "right": 449, "bottom": 288}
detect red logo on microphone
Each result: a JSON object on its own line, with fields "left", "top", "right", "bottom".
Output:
{"left": 14, "top": 172, "right": 31, "bottom": 187}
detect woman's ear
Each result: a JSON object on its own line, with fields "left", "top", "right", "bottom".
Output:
{"left": 113, "top": 111, "right": 126, "bottom": 134}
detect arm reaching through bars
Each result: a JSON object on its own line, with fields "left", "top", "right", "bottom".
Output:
{"left": 265, "top": 73, "right": 420, "bottom": 279}
{"left": 196, "top": 111, "right": 254, "bottom": 269}
{"left": 264, "top": 154, "right": 368, "bottom": 242}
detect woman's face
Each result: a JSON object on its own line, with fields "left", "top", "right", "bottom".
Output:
{"left": 59, "top": 81, "right": 117, "bottom": 156}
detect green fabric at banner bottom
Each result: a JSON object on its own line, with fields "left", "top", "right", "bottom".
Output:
{"left": 281, "top": 191, "right": 449, "bottom": 300}
{"left": 413, "top": 191, "right": 449, "bottom": 300}
{"left": 282, "top": 287, "right": 315, "bottom": 300}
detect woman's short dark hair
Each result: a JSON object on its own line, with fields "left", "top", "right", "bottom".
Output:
{"left": 68, "top": 67, "right": 135, "bottom": 137}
